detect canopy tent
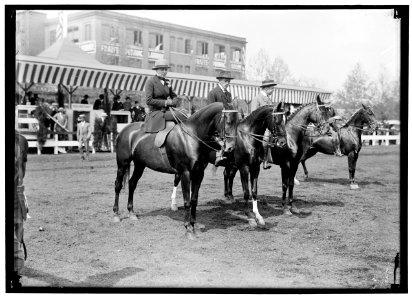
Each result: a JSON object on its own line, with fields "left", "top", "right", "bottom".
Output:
{"left": 16, "top": 40, "right": 332, "bottom": 104}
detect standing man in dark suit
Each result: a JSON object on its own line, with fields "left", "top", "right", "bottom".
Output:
{"left": 144, "top": 58, "right": 187, "bottom": 133}
{"left": 207, "top": 71, "right": 236, "bottom": 166}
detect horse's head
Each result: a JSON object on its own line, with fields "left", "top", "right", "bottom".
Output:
{"left": 360, "top": 104, "right": 378, "bottom": 131}
{"left": 219, "top": 109, "right": 239, "bottom": 153}
{"left": 311, "top": 95, "right": 334, "bottom": 134}
{"left": 268, "top": 102, "right": 287, "bottom": 148}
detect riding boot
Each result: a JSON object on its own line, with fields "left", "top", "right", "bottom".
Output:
{"left": 262, "top": 145, "right": 271, "bottom": 170}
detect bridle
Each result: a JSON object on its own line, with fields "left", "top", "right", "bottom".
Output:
{"left": 169, "top": 106, "right": 238, "bottom": 152}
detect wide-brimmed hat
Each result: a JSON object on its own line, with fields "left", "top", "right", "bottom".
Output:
{"left": 216, "top": 71, "right": 234, "bottom": 80}
{"left": 152, "top": 58, "right": 171, "bottom": 70}
{"left": 261, "top": 79, "right": 277, "bottom": 88}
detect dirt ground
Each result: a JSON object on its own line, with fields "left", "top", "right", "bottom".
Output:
{"left": 18, "top": 145, "right": 400, "bottom": 290}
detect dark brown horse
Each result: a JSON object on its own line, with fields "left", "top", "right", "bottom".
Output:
{"left": 222, "top": 102, "right": 287, "bottom": 227}
{"left": 113, "top": 102, "right": 238, "bottom": 239}
{"left": 170, "top": 103, "right": 287, "bottom": 227}
{"left": 268, "top": 96, "right": 333, "bottom": 215}
{"left": 299, "top": 104, "right": 378, "bottom": 189}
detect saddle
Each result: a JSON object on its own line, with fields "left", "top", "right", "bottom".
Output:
{"left": 154, "top": 121, "right": 175, "bottom": 148}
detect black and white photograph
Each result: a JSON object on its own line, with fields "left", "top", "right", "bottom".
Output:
{"left": 6, "top": 2, "right": 407, "bottom": 293}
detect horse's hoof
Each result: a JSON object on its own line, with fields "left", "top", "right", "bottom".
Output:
{"left": 350, "top": 184, "right": 359, "bottom": 190}
{"left": 294, "top": 178, "right": 300, "bottom": 185}
{"left": 171, "top": 204, "right": 178, "bottom": 211}
{"left": 283, "top": 209, "right": 292, "bottom": 215}
{"left": 290, "top": 206, "right": 301, "bottom": 214}
{"left": 129, "top": 213, "right": 138, "bottom": 221}
{"left": 185, "top": 231, "right": 197, "bottom": 240}
{"left": 113, "top": 215, "right": 121, "bottom": 223}
{"left": 256, "top": 217, "right": 265, "bottom": 226}
{"left": 248, "top": 218, "right": 258, "bottom": 228}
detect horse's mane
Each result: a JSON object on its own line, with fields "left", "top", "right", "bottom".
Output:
{"left": 286, "top": 102, "right": 313, "bottom": 122}
{"left": 341, "top": 107, "right": 363, "bottom": 128}
{"left": 241, "top": 105, "right": 272, "bottom": 125}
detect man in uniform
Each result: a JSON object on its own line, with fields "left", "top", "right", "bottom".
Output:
{"left": 251, "top": 79, "right": 277, "bottom": 169}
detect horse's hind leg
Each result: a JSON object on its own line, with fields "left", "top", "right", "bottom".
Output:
{"left": 114, "top": 166, "right": 128, "bottom": 222}
{"left": 171, "top": 174, "right": 181, "bottom": 211}
{"left": 127, "top": 164, "right": 145, "bottom": 220}
{"left": 348, "top": 151, "right": 359, "bottom": 189}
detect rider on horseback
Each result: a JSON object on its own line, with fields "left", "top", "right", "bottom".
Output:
{"left": 327, "top": 115, "right": 344, "bottom": 156}
{"left": 207, "top": 71, "right": 237, "bottom": 167}
{"left": 145, "top": 59, "right": 188, "bottom": 133}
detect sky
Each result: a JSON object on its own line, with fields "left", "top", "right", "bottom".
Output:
{"left": 37, "top": 8, "right": 400, "bottom": 91}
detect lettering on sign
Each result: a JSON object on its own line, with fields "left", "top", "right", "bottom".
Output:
{"left": 77, "top": 41, "right": 96, "bottom": 54}
{"left": 148, "top": 51, "right": 164, "bottom": 60}
{"left": 231, "top": 62, "right": 242, "bottom": 70}
{"left": 126, "top": 47, "right": 144, "bottom": 58}
{"left": 71, "top": 104, "right": 93, "bottom": 111}
{"left": 196, "top": 58, "right": 209, "bottom": 66}
{"left": 213, "top": 60, "right": 226, "bottom": 69}
{"left": 101, "top": 44, "right": 120, "bottom": 56}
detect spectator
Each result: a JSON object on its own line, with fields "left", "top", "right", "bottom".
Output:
{"left": 93, "top": 94, "right": 104, "bottom": 110}
{"left": 55, "top": 107, "right": 68, "bottom": 142}
{"left": 123, "top": 96, "right": 132, "bottom": 111}
{"left": 80, "top": 94, "right": 89, "bottom": 104}
{"left": 130, "top": 100, "right": 146, "bottom": 122}
{"left": 93, "top": 112, "right": 109, "bottom": 151}
{"left": 77, "top": 114, "right": 92, "bottom": 161}
{"left": 28, "top": 92, "right": 36, "bottom": 105}
{"left": 111, "top": 95, "right": 123, "bottom": 111}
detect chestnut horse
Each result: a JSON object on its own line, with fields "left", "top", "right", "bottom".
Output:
{"left": 113, "top": 102, "right": 238, "bottom": 239}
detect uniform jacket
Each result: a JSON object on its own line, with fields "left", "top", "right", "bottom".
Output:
{"left": 145, "top": 75, "right": 178, "bottom": 132}
{"left": 251, "top": 91, "right": 272, "bottom": 111}
{"left": 77, "top": 121, "right": 92, "bottom": 140}
{"left": 207, "top": 86, "right": 233, "bottom": 109}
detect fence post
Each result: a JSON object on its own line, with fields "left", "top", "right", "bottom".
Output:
{"left": 54, "top": 135, "right": 58, "bottom": 154}
{"left": 385, "top": 132, "right": 390, "bottom": 146}
{"left": 372, "top": 132, "right": 377, "bottom": 146}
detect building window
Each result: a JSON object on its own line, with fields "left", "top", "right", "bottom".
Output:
{"left": 49, "top": 30, "right": 56, "bottom": 45}
{"left": 72, "top": 38, "right": 79, "bottom": 43}
{"left": 102, "top": 24, "right": 119, "bottom": 42}
{"left": 185, "top": 66, "right": 191, "bottom": 74}
{"left": 214, "top": 44, "right": 226, "bottom": 60}
{"left": 149, "top": 33, "right": 163, "bottom": 51}
{"left": 197, "top": 41, "right": 208, "bottom": 56}
{"left": 84, "top": 23, "right": 91, "bottom": 41}
{"left": 126, "top": 29, "right": 143, "bottom": 46}
{"left": 68, "top": 25, "right": 79, "bottom": 33}
{"left": 170, "top": 64, "right": 175, "bottom": 72}
{"left": 170, "top": 36, "right": 176, "bottom": 52}
{"left": 231, "top": 48, "right": 241, "bottom": 62}
{"left": 177, "top": 65, "right": 183, "bottom": 73}
{"left": 185, "top": 39, "right": 191, "bottom": 54}
{"left": 177, "top": 38, "right": 184, "bottom": 53}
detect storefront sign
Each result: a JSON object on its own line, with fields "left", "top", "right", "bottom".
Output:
{"left": 101, "top": 43, "right": 120, "bottom": 56}
{"left": 77, "top": 41, "right": 96, "bottom": 54}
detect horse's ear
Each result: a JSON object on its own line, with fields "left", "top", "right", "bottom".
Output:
{"left": 362, "top": 103, "right": 367, "bottom": 109}
{"left": 276, "top": 101, "right": 283, "bottom": 112}
{"left": 316, "top": 95, "right": 322, "bottom": 105}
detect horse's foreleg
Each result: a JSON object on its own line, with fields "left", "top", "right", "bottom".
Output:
{"left": 180, "top": 171, "right": 194, "bottom": 238}
{"left": 287, "top": 163, "right": 301, "bottom": 214}
{"left": 250, "top": 165, "right": 264, "bottom": 226}
{"left": 171, "top": 174, "right": 181, "bottom": 211}
{"left": 239, "top": 166, "right": 256, "bottom": 227}
{"left": 348, "top": 151, "right": 360, "bottom": 189}
{"left": 189, "top": 167, "right": 206, "bottom": 238}
{"left": 300, "top": 147, "right": 318, "bottom": 180}
{"left": 281, "top": 165, "right": 291, "bottom": 215}
{"left": 223, "top": 166, "right": 237, "bottom": 203}
{"left": 127, "top": 164, "right": 145, "bottom": 220}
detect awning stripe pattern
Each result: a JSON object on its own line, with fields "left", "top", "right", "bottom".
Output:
{"left": 16, "top": 60, "right": 331, "bottom": 104}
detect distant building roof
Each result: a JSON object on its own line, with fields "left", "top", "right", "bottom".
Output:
{"left": 37, "top": 38, "right": 102, "bottom": 66}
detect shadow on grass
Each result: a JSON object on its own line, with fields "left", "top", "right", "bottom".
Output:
{"left": 301, "top": 176, "right": 385, "bottom": 186}
{"left": 21, "top": 266, "right": 144, "bottom": 288}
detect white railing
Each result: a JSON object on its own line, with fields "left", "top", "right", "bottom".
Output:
{"left": 362, "top": 132, "right": 400, "bottom": 146}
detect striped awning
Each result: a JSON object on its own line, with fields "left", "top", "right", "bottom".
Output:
{"left": 16, "top": 55, "right": 331, "bottom": 104}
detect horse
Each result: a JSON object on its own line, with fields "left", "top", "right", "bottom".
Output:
{"left": 267, "top": 96, "right": 333, "bottom": 215}
{"left": 222, "top": 102, "right": 287, "bottom": 227}
{"left": 170, "top": 102, "right": 287, "bottom": 228}
{"left": 15, "top": 131, "right": 28, "bottom": 186}
{"left": 299, "top": 104, "right": 378, "bottom": 189}
{"left": 113, "top": 102, "right": 238, "bottom": 239}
